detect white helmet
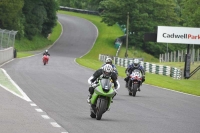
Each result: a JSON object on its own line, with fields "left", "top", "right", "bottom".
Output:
{"left": 45, "top": 50, "right": 48, "bottom": 53}
{"left": 133, "top": 58, "right": 140, "bottom": 68}
{"left": 105, "top": 57, "right": 112, "bottom": 64}
{"left": 102, "top": 64, "right": 113, "bottom": 78}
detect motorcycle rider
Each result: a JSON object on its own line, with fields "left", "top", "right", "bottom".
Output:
{"left": 101, "top": 57, "right": 118, "bottom": 76}
{"left": 124, "top": 58, "right": 145, "bottom": 91}
{"left": 87, "top": 64, "right": 120, "bottom": 103}
{"left": 43, "top": 50, "right": 50, "bottom": 56}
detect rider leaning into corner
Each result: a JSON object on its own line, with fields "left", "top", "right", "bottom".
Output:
{"left": 124, "top": 58, "right": 145, "bottom": 91}
{"left": 87, "top": 64, "right": 120, "bottom": 103}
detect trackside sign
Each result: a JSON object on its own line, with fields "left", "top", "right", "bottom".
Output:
{"left": 157, "top": 26, "right": 200, "bottom": 44}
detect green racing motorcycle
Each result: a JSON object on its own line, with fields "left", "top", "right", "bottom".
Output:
{"left": 89, "top": 78, "right": 116, "bottom": 120}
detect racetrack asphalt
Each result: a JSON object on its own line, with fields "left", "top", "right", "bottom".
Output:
{"left": 0, "top": 13, "right": 200, "bottom": 133}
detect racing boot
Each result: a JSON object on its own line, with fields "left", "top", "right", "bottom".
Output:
{"left": 87, "top": 95, "right": 92, "bottom": 103}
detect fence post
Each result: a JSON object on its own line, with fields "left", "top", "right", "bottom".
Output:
{"left": 117, "top": 57, "right": 120, "bottom": 66}
{"left": 174, "top": 51, "right": 176, "bottom": 62}
{"left": 120, "top": 58, "right": 124, "bottom": 67}
{"left": 124, "top": 58, "right": 128, "bottom": 68}
{"left": 159, "top": 54, "right": 162, "bottom": 63}
{"left": 145, "top": 62, "right": 150, "bottom": 73}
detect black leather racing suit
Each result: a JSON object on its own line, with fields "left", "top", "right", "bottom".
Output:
{"left": 88, "top": 69, "right": 118, "bottom": 95}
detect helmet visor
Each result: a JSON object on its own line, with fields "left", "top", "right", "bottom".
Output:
{"left": 134, "top": 63, "right": 139, "bottom": 67}
{"left": 106, "top": 62, "right": 112, "bottom": 65}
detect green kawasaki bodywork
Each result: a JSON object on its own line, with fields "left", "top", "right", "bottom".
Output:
{"left": 90, "top": 80, "right": 116, "bottom": 108}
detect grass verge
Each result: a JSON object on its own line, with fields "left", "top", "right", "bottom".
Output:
{"left": 59, "top": 10, "right": 200, "bottom": 96}
{"left": 13, "top": 11, "right": 200, "bottom": 96}
{"left": 15, "top": 21, "right": 62, "bottom": 58}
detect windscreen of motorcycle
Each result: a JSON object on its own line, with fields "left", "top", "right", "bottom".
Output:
{"left": 100, "top": 78, "right": 112, "bottom": 91}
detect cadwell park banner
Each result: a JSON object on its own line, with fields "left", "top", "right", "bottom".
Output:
{"left": 157, "top": 26, "right": 200, "bottom": 45}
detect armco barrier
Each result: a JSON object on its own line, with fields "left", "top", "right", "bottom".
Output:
{"left": 0, "top": 47, "right": 14, "bottom": 65}
{"left": 59, "top": 6, "right": 99, "bottom": 15}
{"left": 99, "top": 54, "right": 182, "bottom": 79}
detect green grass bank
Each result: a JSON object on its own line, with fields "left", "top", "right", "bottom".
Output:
{"left": 13, "top": 10, "right": 200, "bottom": 96}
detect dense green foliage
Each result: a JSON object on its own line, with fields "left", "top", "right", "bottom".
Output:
{"left": 58, "top": 0, "right": 102, "bottom": 10}
{"left": 99, "top": 0, "right": 182, "bottom": 57}
{"left": 0, "top": 0, "right": 24, "bottom": 37}
{"left": 0, "top": 0, "right": 58, "bottom": 40}
{"left": 22, "top": 0, "right": 58, "bottom": 40}
{"left": 181, "top": 0, "right": 200, "bottom": 27}
{"left": 1, "top": 0, "right": 199, "bottom": 57}
{"left": 58, "top": 0, "right": 200, "bottom": 58}
{"left": 15, "top": 21, "right": 62, "bottom": 53}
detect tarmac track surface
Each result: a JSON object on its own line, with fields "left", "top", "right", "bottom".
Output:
{"left": 1, "top": 14, "right": 200, "bottom": 133}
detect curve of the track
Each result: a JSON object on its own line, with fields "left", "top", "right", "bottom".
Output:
{"left": 2, "top": 14, "right": 200, "bottom": 133}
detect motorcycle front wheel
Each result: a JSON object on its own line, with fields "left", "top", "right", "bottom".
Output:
{"left": 132, "top": 83, "right": 138, "bottom": 96}
{"left": 96, "top": 98, "right": 107, "bottom": 120}
{"left": 43, "top": 59, "right": 47, "bottom": 65}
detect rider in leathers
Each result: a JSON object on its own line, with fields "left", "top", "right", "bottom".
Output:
{"left": 101, "top": 57, "right": 118, "bottom": 76}
{"left": 124, "top": 58, "right": 145, "bottom": 91}
{"left": 43, "top": 50, "right": 50, "bottom": 56}
{"left": 87, "top": 64, "right": 120, "bottom": 103}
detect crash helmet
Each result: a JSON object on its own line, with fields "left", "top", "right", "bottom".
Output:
{"left": 105, "top": 57, "right": 112, "bottom": 65}
{"left": 102, "top": 64, "right": 113, "bottom": 78}
{"left": 45, "top": 50, "right": 48, "bottom": 53}
{"left": 133, "top": 58, "right": 140, "bottom": 68}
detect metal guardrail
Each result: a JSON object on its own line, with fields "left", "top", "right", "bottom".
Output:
{"left": 59, "top": 6, "right": 99, "bottom": 15}
{"left": 0, "top": 29, "right": 17, "bottom": 64}
{"left": 0, "top": 29, "right": 17, "bottom": 50}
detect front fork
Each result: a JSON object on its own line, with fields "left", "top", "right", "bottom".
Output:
{"left": 90, "top": 93, "right": 112, "bottom": 109}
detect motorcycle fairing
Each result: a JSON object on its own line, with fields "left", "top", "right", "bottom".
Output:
{"left": 90, "top": 79, "right": 115, "bottom": 105}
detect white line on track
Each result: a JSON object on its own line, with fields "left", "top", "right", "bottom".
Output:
{"left": 50, "top": 122, "right": 61, "bottom": 127}
{"left": 30, "top": 103, "right": 37, "bottom": 106}
{"left": 0, "top": 20, "right": 68, "bottom": 133}
{"left": 0, "top": 68, "right": 31, "bottom": 101}
{"left": 35, "top": 108, "right": 43, "bottom": 112}
{"left": 41, "top": 115, "right": 50, "bottom": 119}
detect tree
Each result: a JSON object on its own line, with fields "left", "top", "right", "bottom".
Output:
{"left": 22, "top": 0, "right": 58, "bottom": 39}
{"left": 41, "top": 0, "right": 58, "bottom": 38}
{"left": 0, "top": 0, "right": 24, "bottom": 38}
{"left": 99, "top": 0, "right": 181, "bottom": 57}
{"left": 58, "top": 0, "right": 71, "bottom": 7}
{"left": 87, "top": 0, "right": 103, "bottom": 10}
{"left": 23, "top": 0, "right": 47, "bottom": 39}
{"left": 181, "top": 0, "right": 200, "bottom": 27}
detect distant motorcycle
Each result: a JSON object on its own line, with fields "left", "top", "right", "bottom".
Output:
{"left": 42, "top": 55, "right": 49, "bottom": 65}
{"left": 89, "top": 78, "right": 116, "bottom": 120}
{"left": 127, "top": 69, "right": 142, "bottom": 96}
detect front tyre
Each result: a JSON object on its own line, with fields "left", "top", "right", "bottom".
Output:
{"left": 132, "top": 83, "right": 138, "bottom": 97}
{"left": 96, "top": 99, "right": 107, "bottom": 120}
{"left": 43, "top": 59, "right": 46, "bottom": 65}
